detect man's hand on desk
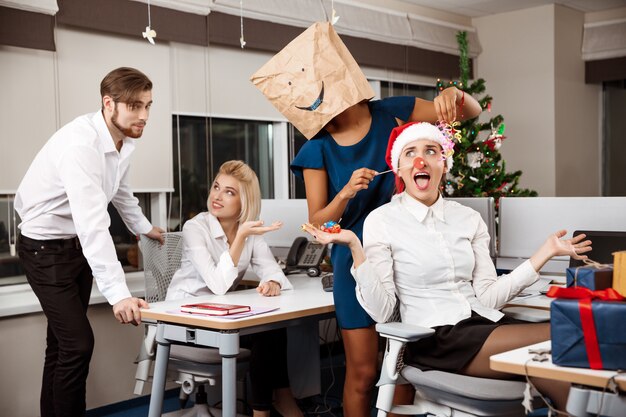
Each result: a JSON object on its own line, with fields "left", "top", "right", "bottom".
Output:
{"left": 113, "top": 297, "right": 149, "bottom": 326}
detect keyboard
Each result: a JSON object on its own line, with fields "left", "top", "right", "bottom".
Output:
{"left": 321, "top": 273, "right": 333, "bottom": 292}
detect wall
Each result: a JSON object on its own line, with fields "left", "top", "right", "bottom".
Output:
{"left": 554, "top": 5, "right": 602, "bottom": 196}
{"left": 474, "top": 5, "right": 557, "bottom": 196}
{"left": 0, "top": 45, "right": 57, "bottom": 193}
{"left": 0, "top": 26, "right": 173, "bottom": 193}
{"left": 0, "top": 305, "right": 151, "bottom": 416}
{"left": 474, "top": 4, "right": 602, "bottom": 197}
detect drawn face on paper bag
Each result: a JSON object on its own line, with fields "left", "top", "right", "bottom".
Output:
{"left": 250, "top": 22, "right": 374, "bottom": 139}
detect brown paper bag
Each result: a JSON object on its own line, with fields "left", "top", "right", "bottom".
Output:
{"left": 250, "top": 22, "right": 374, "bottom": 139}
{"left": 613, "top": 250, "right": 626, "bottom": 296}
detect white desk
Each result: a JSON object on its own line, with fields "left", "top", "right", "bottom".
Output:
{"left": 142, "top": 276, "right": 334, "bottom": 417}
{"left": 491, "top": 341, "right": 626, "bottom": 416}
{"left": 505, "top": 294, "right": 552, "bottom": 310}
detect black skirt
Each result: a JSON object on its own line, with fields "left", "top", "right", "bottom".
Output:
{"left": 404, "top": 312, "right": 526, "bottom": 372}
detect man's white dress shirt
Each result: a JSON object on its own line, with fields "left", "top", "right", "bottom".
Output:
{"left": 166, "top": 212, "right": 293, "bottom": 300}
{"left": 15, "top": 111, "right": 152, "bottom": 305}
{"left": 352, "top": 193, "right": 538, "bottom": 328}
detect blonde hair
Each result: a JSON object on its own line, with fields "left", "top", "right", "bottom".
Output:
{"left": 211, "top": 160, "right": 261, "bottom": 223}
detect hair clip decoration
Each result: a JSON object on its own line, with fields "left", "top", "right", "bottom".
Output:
{"left": 321, "top": 221, "right": 341, "bottom": 233}
{"left": 435, "top": 120, "right": 460, "bottom": 162}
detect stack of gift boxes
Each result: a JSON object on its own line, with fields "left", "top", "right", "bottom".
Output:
{"left": 549, "top": 251, "right": 626, "bottom": 370}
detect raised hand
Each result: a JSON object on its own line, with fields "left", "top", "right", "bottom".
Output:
{"left": 530, "top": 230, "right": 592, "bottom": 272}
{"left": 301, "top": 223, "right": 359, "bottom": 247}
{"left": 238, "top": 220, "right": 283, "bottom": 239}
{"left": 544, "top": 230, "right": 592, "bottom": 260}
{"left": 339, "top": 168, "right": 377, "bottom": 200}
{"left": 434, "top": 86, "right": 460, "bottom": 123}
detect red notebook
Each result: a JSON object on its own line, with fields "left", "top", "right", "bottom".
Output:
{"left": 180, "top": 302, "right": 251, "bottom": 316}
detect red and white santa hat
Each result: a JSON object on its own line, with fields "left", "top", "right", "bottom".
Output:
{"left": 384, "top": 121, "right": 453, "bottom": 173}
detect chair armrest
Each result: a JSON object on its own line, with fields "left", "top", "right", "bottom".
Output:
{"left": 376, "top": 322, "right": 434, "bottom": 342}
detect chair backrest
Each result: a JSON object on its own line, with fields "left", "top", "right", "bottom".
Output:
{"left": 446, "top": 197, "right": 496, "bottom": 259}
{"left": 140, "top": 232, "right": 184, "bottom": 303}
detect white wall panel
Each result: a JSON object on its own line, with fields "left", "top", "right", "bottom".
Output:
{"left": 54, "top": 27, "right": 173, "bottom": 191}
{"left": 474, "top": 5, "right": 557, "bottom": 196}
{"left": 0, "top": 46, "right": 57, "bottom": 192}
{"left": 207, "top": 46, "right": 283, "bottom": 120}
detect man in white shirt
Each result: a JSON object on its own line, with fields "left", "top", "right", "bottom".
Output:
{"left": 15, "top": 67, "right": 164, "bottom": 417}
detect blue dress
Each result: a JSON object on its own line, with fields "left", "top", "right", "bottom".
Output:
{"left": 290, "top": 96, "right": 415, "bottom": 329}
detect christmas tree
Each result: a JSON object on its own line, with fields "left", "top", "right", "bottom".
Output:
{"left": 441, "top": 32, "right": 537, "bottom": 204}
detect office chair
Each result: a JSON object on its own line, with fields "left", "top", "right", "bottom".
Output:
{"left": 374, "top": 303, "right": 539, "bottom": 417}
{"left": 134, "top": 232, "right": 250, "bottom": 417}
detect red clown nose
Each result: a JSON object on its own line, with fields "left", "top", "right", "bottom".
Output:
{"left": 413, "top": 157, "right": 425, "bottom": 170}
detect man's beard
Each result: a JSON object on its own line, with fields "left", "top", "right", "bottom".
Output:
{"left": 112, "top": 105, "right": 143, "bottom": 139}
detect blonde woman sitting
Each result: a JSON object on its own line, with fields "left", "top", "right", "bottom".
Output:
{"left": 167, "top": 160, "right": 303, "bottom": 417}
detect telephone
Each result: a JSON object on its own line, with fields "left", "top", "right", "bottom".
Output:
{"left": 285, "top": 236, "right": 326, "bottom": 277}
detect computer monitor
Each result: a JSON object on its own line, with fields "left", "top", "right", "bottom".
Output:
{"left": 569, "top": 230, "right": 626, "bottom": 267}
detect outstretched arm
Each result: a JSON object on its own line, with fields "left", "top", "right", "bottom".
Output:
{"left": 529, "top": 230, "right": 591, "bottom": 272}
{"left": 302, "top": 167, "right": 376, "bottom": 227}
{"left": 301, "top": 224, "right": 365, "bottom": 267}
{"left": 302, "top": 221, "right": 397, "bottom": 322}
{"left": 409, "top": 86, "right": 482, "bottom": 124}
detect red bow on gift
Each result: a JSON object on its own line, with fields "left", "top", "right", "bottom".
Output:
{"left": 547, "top": 286, "right": 624, "bottom": 369}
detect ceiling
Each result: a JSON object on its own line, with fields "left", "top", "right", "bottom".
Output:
{"left": 397, "top": 0, "right": 626, "bottom": 17}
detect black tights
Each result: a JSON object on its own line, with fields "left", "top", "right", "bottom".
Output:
{"left": 241, "top": 328, "right": 290, "bottom": 411}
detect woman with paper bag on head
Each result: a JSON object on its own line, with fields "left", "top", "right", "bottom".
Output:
{"left": 251, "top": 22, "right": 482, "bottom": 416}
{"left": 166, "top": 161, "right": 303, "bottom": 417}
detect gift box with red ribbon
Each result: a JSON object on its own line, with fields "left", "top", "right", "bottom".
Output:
{"left": 548, "top": 286, "right": 626, "bottom": 370}
{"left": 565, "top": 264, "right": 612, "bottom": 291}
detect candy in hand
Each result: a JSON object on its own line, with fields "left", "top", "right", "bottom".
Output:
{"left": 321, "top": 221, "right": 341, "bottom": 233}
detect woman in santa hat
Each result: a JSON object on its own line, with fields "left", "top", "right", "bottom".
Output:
{"left": 291, "top": 87, "right": 481, "bottom": 416}
{"left": 302, "top": 121, "right": 591, "bottom": 412}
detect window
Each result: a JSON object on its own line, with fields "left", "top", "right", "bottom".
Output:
{"left": 0, "top": 193, "right": 151, "bottom": 286}
{"left": 603, "top": 80, "right": 626, "bottom": 196}
{"left": 287, "top": 80, "right": 437, "bottom": 198}
{"left": 171, "top": 115, "right": 275, "bottom": 229}
{"left": 288, "top": 124, "right": 308, "bottom": 199}
{"left": 0, "top": 195, "right": 24, "bottom": 286}
{"left": 107, "top": 193, "right": 151, "bottom": 273}
{"left": 380, "top": 80, "right": 436, "bottom": 100}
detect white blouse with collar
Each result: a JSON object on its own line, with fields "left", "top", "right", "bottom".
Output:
{"left": 166, "top": 212, "right": 292, "bottom": 301}
{"left": 352, "top": 193, "right": 538, "bottom": 328}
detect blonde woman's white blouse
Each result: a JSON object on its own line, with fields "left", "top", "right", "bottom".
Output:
{"left": 166, "top": 212, "right": 292, "bottom": 300}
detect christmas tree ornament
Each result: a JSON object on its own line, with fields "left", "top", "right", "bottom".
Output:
{"left": 141, "top": 0, "right": 157, "bottom": 45}
{"left": 466, "top": 151, "right": 484, "bottom": 168}
{"left": 239, "top": 0, "right": 246, "bottom": 48}
{"left": 484, "top": 122, "right": 506, "bottom": 151}
{"left": 330, "top": 0, "right": 340, "bottom": 25}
